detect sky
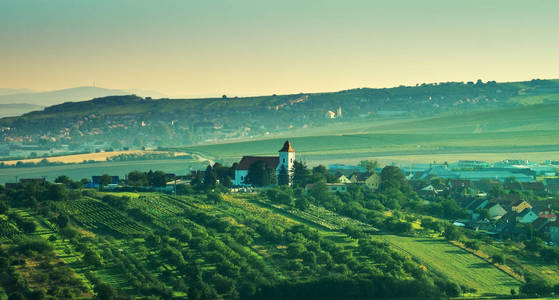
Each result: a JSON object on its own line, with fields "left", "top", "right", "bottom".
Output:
{"left": 1, "top": 0, "right": 559, "bottom": 98}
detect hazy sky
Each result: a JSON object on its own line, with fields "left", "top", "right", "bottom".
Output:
{"left": 1, "top": 0, "right": 558, "bottom": 97}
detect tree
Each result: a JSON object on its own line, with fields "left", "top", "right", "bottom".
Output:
{"left": 292, "top": 161, "right": 310, "bottom": 187}
{"left": 127, "top": 171, "right": 148, "bottom": 186}
{"left": 379, "top": 166, "right": 408, "bottom": 192}
{"left": 56, "top": 214, "right": 69, "bottom": 228}
{"left": 94, "top": 282, "right": 116, "bottom": 300}
{"left": 278, "top": 165, "right": 290, "bottom": 186}
{"left": 47, "top": 183, "right": 69, "bottom": 201}
{"left": 465, "top": 240, "right": 480, "bottom": 250}
{"left": 147, "top": 170, "right": 167, "bottom": 187}
{"left": 360, "top": 160, "right": 379, "bottom": 173}
{"left": 98, "top": 174, "right": 112, "bottom": 190}
{"left": 203, "top": 165, "right": 217, "bottom": 189}
{"left": 55, "top": 175, "right": 72, "bottom": 186}
{"left": 206, "top": 192, "right": 222, "bottom": 204}
{"left": 83, "top": 249, "right": 103, "bottom": 267}
{"left": 246, "top": 160, "right": 276, "bottom": 187}
{"left": 490, "top": 254, "right": 505, "bottom": 264}
{"left": 443, "top": 225, "right": 462, "bottom": 241}
{"left": 295, "top": 197, "right": 310, "bottom": 210}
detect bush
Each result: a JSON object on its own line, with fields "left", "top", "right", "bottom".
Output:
{"left": 465, "top": 240, "right": 480, "bottom": 251}
{"left": 491, "top": 254, "right": 505, "bottom": 264}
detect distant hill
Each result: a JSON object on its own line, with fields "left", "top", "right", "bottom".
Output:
{"left": 0, "top": 88, "right": 35, "bottom": 96}
{"left": 0, "top": 103, "right": 44, "bottom": 118}
{"left": 1, "top": 79, "right": 559, "bottom": 153}
{"left": 0, "top": 86, "right": 167, "bottom": 106}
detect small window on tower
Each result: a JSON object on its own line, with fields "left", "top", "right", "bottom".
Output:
{"left": 283, "top": 159, "right": 285, "bottom": 163}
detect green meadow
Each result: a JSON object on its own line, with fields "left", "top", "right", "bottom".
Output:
{"left": 375, "top": 235, "right": 521, "bottom": 295}
{"left": 179, "top": 102, "right": 559, "bottom": 165}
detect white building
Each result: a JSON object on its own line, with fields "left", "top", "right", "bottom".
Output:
{"left": 234, "top": 140, "right": 295, "bottom": 186}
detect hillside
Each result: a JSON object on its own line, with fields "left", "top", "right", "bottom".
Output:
{"left": 0, "top": 86, "right": 167, "bottom": 107}
{"left": 176, "top": 100, "right": 559, "bottom": 165}
{"left": 0, "top": 184, "right": 522, "bottom": 299}
{"left": 0, "top": 103, "right": 43, "bottom": 118}
{"left": 1, "top": 79, "right": 559, "bottom": 154}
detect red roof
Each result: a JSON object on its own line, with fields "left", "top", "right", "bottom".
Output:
{"left": 278, "top": 140, "right": 295, "bottom": 152}
{"left": 236, "top": 156, "right": 279, "bottom": 170}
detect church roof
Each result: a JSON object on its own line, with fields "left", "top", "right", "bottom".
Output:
{"left": 236, "top": 156, "right": 279, "bottom": 170}
{"left": 278, "top": 140, "right": 295, "bottom": 152}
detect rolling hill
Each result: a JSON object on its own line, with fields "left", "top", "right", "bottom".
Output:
{"left": 1, "top": 79, "right": 559, "bottom": 163}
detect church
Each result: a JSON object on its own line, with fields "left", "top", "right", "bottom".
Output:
{"left": 234, "top": 140, "right": 295, "bottom": 186}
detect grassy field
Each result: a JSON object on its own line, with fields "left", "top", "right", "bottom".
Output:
{"left": 176, "top": 102, "right": 559, "bottom": 165}
{"left": 375, "top": 235, "right": 521, "bottom": 295}
{"left": 0, "top": 150, "right": 189, "bottom": 166}
{"left": 0, "top": 159, "right": 204, "bottom": 183}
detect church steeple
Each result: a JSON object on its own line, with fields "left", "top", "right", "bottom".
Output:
{"left": 278, "top": 140, "right": 295, "bottom": 152}
{"left": 277, "top": 140, "right": 295, "bottom": 185}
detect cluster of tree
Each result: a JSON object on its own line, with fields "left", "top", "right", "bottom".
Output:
{"left": 126, "top": 170, "right": 167, "bottom": 187}
{"left": 190, "top": 163, "right": 234, "bottom": 190}
{"left": 0, "top": 236, "right": 87, "bottom": 299}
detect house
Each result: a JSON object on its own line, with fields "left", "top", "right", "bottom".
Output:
{"left": 337, "top": 175, "right": 352, "bottom": 184}
{"left": 487, "top": 203, "right": 507, "bottom": 220}
{"left": 364, "top": 173, "right": 381, "bottom": 191}
{"left": 87, "top": 176, "right": 120, "bottom": 188}
{"left": 511, "top": 200, "right": 532, "bottom": 213}
{"left": 305, "top": 183, "right": 348, "bottom": 193}
{"left": 516, "top": 209, "right": 539, "bottom": 224}
{"left": 520, "top": 182, "right": 546, "bottom": 196}
{"left": 19, "top": 178, "right": 46, "bottom": 185}
{"left": 418, "top": 184, "right": 443, "bottom": 198}
{"left": 532, "top": 217, "right": 550, "bottom": 234}
{"left": 548, "top": 221, "right": 559, "bottom": 244}
{"left": 416, "top": 166, "right": 459, "bottom": 180}
{"left": 544, "top": 178, "right": 559, "bottom": 195}
{"left": 465, "top": 198, "right": 489, "bottom": 214}
{"left": 326, "top": 183, "right": 348, "bottom": 193}
{"left": 234, "top": 140, "right": 295, "bottom": 186}
{"left": 531, "top": 201, "right": 557, "bottom": 221}
{"left": 457, "top": 170, "right": 533, "bottom": 182}
{"left": 349, "top": 172, "right": 369, "bottom": 184}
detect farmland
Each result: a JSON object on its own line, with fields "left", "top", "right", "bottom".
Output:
{"left": 177, "top": 102, "right": 559, "bottom": 165}
{"left": 374, "top": 235, "right": 521, "bottom": 295}
{"left": 0, "top": 181, "right": 530, "bottom": 299}
{"left": 0, "top": 150, "right": 190, "bottom": 166}
{"left": 0, "top": 158, "right": 205, "bottom": 184}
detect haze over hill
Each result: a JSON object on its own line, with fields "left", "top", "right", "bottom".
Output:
{"left": 0, "top": 86, "right": 167, "bottom": 106}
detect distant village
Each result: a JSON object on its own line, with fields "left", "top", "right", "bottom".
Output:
{"left": 328, "top": 159, "right": 559, "bottom": 246}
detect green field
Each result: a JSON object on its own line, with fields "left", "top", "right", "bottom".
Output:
{"left": 0, "top": 159, "right": 205, "bottom": 184}
{"left": 177, "top": 102, "right": 559, "bottom": 165}
{"left": 1, "top": 187, "right": 530, "bottom": 298}
{"left": 375, "top": 235, "right": 521, "bottom": 295}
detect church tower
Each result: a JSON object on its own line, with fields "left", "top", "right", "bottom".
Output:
{"left": 277, "top": 140, "right": 295, "bottom": 185}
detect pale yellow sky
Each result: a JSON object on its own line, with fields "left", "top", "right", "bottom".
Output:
{"left": 1, "top": 0, "right": 558, "bottom": 97}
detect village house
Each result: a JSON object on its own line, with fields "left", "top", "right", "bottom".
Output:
{"left": 516, "top": 209, "right": 539, "bottom": 223}
{"left": 234, "top": 140, "right": 295, "bottom": 186}
{"left": 511, "top": 200, "right": 532, "bottom": 213}
{"left": 487, "top": 203, "right": 507, "bottom": 220}
{"left": 337, "top": 175, "right": 352, "bottom": 184}
{"left": 549, "top": 221, "right": 559, "bottom": 244}
{"left": 305, "top": 183, "right": 348, "bottom": 194}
